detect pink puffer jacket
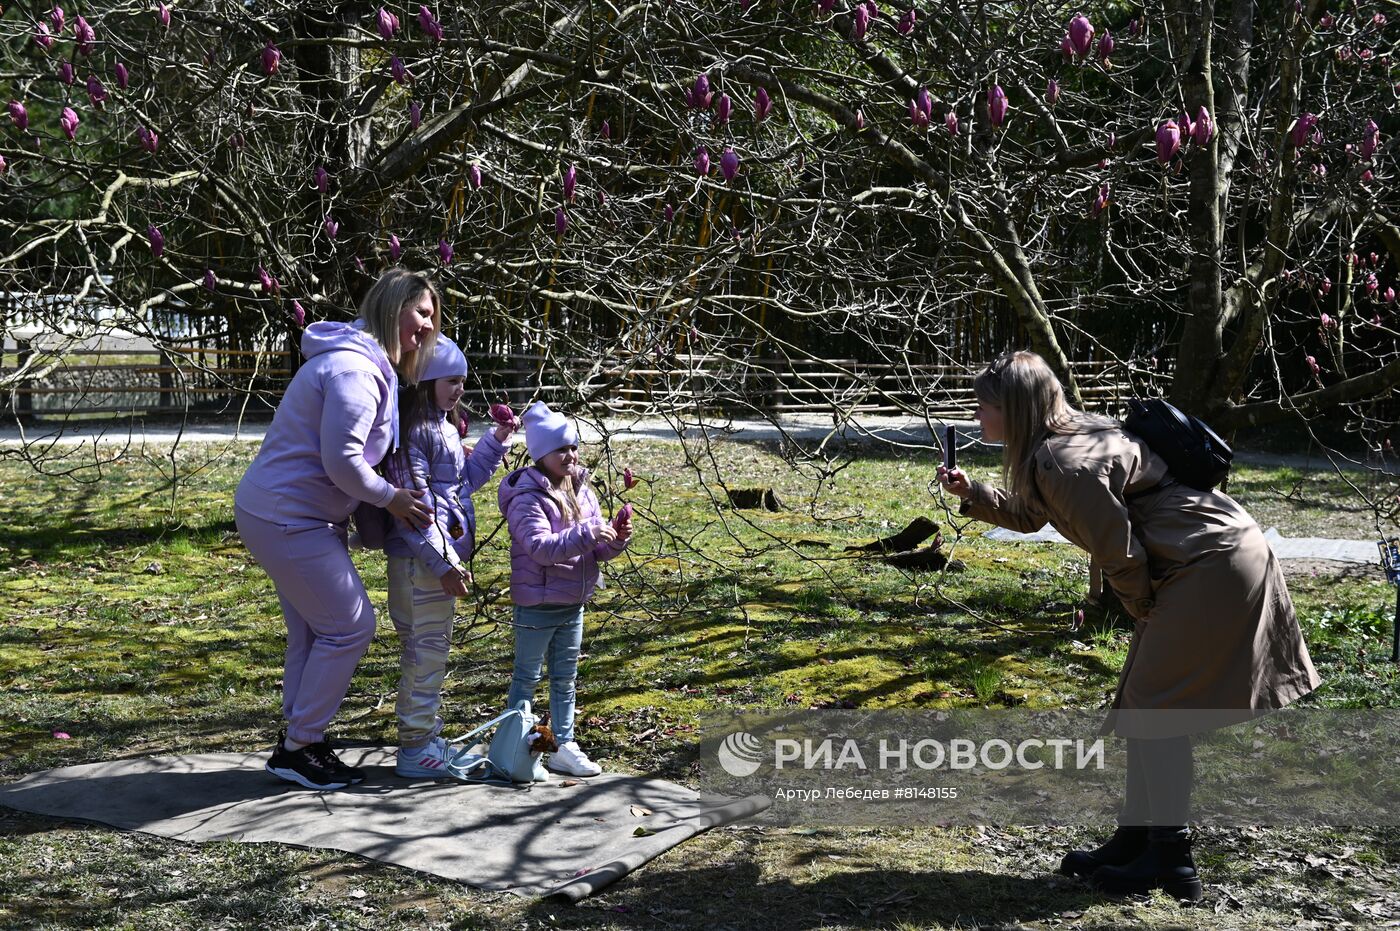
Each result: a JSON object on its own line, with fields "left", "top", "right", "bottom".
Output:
{"left": 497, "top": 466, "right": 628, "bottom": 606}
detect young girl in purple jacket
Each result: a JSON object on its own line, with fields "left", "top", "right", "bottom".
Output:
{"left": 382, "top": 338, "right": 517, "bottom": 779}
{"left": 497, "top": 402, "right": 632, "bottom": 777}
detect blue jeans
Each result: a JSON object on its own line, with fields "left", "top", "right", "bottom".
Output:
{"left": 506, "top": 603, "right": 585, "bottom": 744}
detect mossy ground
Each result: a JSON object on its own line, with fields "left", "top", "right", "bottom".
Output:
{"left": 1, "top": 438, "right": 1396, "bottom": 930}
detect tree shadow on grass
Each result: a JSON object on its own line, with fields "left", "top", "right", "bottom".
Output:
{"left": 0, "top": 519, "right": 240, "bottom": 563}
{"left": 524, "top": 858, "right": 1119, "bottom": 931}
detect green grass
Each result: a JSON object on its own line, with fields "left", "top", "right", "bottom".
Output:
{"left": 1, "top": 439, "right": 1397, "bottom": 929}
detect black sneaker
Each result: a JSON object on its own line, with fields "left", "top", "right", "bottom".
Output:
{"left": 317, "top": 739, "right": 366, "bottom": 785}
{"left": 266, "top": 739, "right": 350, "bottom": 790}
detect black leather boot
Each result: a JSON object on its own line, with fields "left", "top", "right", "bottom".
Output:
{"left": 1059, "top": 825, "right": 1149, "bottom": 877}
{"left": 1091, "top": 833, "right": 1202, "bottom": 901}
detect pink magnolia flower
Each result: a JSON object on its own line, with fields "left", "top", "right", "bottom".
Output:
{"left": 59, "top": 106, "right": 80, "bottom": 141}
{"left": 987, "top": 85, "right": 1008, "bottom": 127}
{"left": 694, "top": 145, "right": 711, "bottom": 176}
{"left": 1192, "top": 107, "right": 1213, "bottom": 145}
{"left": 53, "top": 730, "right": 71, "bottom": 740}
{"left": 136, "top": 126, "right": 159, "bottom": 153}
{"left": 897, "top": 7, "right": 917, "bottom": 34}
{"left": 624, "top": 467, "right": 636, "bottom": 489}
{"left": 1046, "top": 79, "right": 1060, "bottom": 105}
{"left": 261, "top": 42, "right": 281, "bottom": 76}
{"left": 438, "top": 238, "right": 453, "bottom": 263}
{"left": 157, "top": 3, "right": 171, "bottom": 29}
{"left": 715, "top": 93, "right": 732, "bottom": 126}
{"left": 148, "top": 224, "right": 164, "bottom": 257}
{"left": 8, "top": 101, "right": 29, "bottom": 132}
{"left": 59, "top": 62, "right": 75, "bottom": 86}
{"left": 554, "top": 207, "right": 568, "bottom": 236}
{"left": 1068, "top": 13, "right": 1094, "bottom": 57}
{"left": 600, "top": 118, "right": 611, "bottom": 139}
{"left": 74, "top": 15, "right": 95, "bottom": 55}
{"left": 1361, "top": 119, "right": 1379, "bottom": 159}
{"left": 687, "top": 74, "right": 713, "bottom": 110}
{"left": 1097, "top": 31, "right": 1114, "bottom": 63}
{"left": 1091, "top": 183, "right": 1110, "bottom": 217}
{"left": 34, "top": 22, "right": 55, "bottom": 50}
{"left": 86, "top": 74, "right": 107, "bottom": 107}
{"left": 389, "top": 233, "right": 402, "bottom": 261}
{"left": 291, "top": 300, "right": 306, "bottom": 328}
{"left": 1156, "top": 119, "right": 1180, "bottom": 163}
{"left": 51, "top": 6, "right": 66, "bottom": 32}
{"left": 562, "top": 163, "right": 577, "bottom": 203}
{"left": 417, "top": 5, "right": 443, "bottom": 42}
{"left": 409, "top": 100, "right": 421, "bottom": 129}
{"left": 376, "top": 6, "right": 398, "bottom": 39}
{"left": 720, "top": 147, "right": 740, "bottom": 182}
{"left": 323, "top": 215, "right": 340, "bottom": 240}
{"left": 852, "top": 2, "right": 870, "bottom": 40}
{"left": 754, "top": 87, "right": 773, "bottom": 124}
{"left": 114, "top": 62, "right": 130, "bottom": 89}
{"left": 203, "top": 268, "right": 216, "bottom": 291}
{"left": 314, "top": 165, "right": 330, "bottom": 193}
{"left": 1290, "top": 112, "right": 1317, "bottom": 148}
{"left": 490, "top": 403, "right": 515, "bottom": 426}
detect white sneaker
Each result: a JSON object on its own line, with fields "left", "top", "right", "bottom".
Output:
{"left": 547, "top": 741, "right": 603, "bottom": 777}
{"left": 396, "top": 736, "right": 472, "bottom": 780}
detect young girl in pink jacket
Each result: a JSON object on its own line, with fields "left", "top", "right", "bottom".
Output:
{"left": 497, "top": 402, "right": 632, "bottom": 776}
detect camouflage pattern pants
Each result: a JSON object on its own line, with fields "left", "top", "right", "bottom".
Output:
{"left": 387, "top": 555, "right": 457, "bottom": 749}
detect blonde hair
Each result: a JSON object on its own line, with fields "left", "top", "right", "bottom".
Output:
{"left": 543, "top": 471, "right": 585, "bottom": 525}
{"left": 972, "top": 350, "right": 1118, "bottom": 503}
{"left": 358, "top": 267, "right": 441, "bottom": 384}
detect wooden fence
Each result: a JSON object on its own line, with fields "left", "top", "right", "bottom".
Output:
{"left": 2, "top": 340, "right": 1151, "bottom": 420}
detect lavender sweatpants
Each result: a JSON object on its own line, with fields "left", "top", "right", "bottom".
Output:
{"left": 235, "top": 505, "right": 376, "bottom": 745}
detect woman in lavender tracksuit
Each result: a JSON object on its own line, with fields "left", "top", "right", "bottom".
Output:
{"left": 498, "top": 401, "right": 632, "bottom": 777}
{"left": 234, "top": 268, "right": 439, "bottom": 791}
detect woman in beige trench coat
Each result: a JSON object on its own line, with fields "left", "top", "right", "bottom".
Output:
{"left": 938, "top": 350, "right": 1320, "bottom": 901}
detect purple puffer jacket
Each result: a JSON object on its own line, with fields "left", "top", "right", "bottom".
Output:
{"left": 498, "top": 466, "right": 628, "bottom": 606}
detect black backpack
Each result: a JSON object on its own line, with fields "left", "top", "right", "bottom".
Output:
{"left": 1122, "top": 398, "right": 1233, "bottom": 491}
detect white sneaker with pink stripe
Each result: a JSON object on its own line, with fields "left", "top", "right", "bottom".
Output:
{"left": 395, "top": 737, "right": 471, "bottom": 780}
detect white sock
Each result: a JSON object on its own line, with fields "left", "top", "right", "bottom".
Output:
{"left": 284, "top": 737, "right": 308, "bottom": 751}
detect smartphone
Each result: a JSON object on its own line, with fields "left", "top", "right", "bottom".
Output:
{"left": 944, "top": 425, "right": 957, "bottom": 470}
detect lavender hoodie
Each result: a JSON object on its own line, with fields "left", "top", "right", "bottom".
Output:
{"left": 235, "top": 320, "right": 399, "bottom": 525}
{"left": 498, "top": 466, "right": 628, "bottom": 606}
{"left": 383, "top": 415, "right": 509, "bottom": 579}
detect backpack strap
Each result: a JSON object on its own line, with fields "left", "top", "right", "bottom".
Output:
{"left": 444, "top": 708, "right": 519, "bottom": 747}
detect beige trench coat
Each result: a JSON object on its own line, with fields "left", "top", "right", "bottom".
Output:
{"left": 960, "top": 425, "right": 1320, "bottom": 738}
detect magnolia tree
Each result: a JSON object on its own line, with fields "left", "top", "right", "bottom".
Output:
{"left": 0, "top": 0, "right": 1396, "bottom": 466}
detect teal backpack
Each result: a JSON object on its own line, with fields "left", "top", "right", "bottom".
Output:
{"left": 446, "top": 700, "right": 549, "bottom": 784}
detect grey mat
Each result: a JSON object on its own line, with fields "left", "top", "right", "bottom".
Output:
{"left": 0, "top": 748, "right": 770, "bottom": 900}
{"left": 984, "top": 524, "right": 1379, "bottom": 564}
